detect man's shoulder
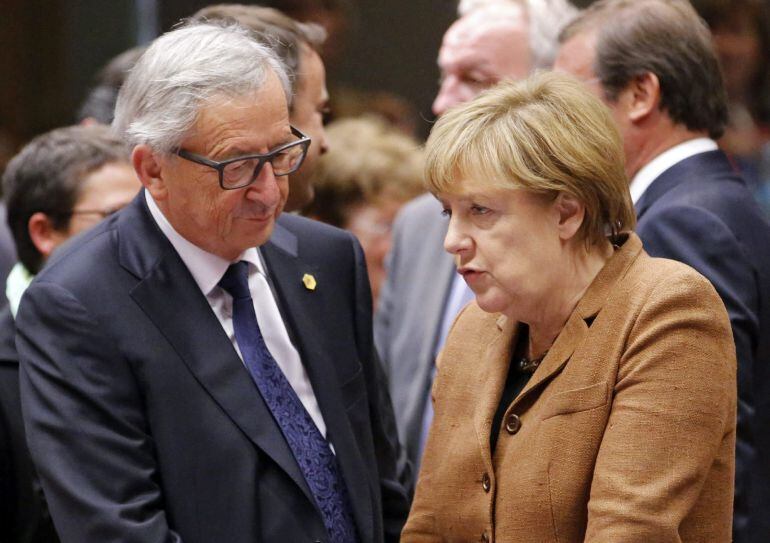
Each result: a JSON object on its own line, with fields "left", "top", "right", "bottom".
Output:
{"left": 393, "top": 193, "right": 443, "bottom": 231}
{"left": 277, "top": 212, "right": 353, "bottom": 243}
{"left": 643, "top": 152, "right": 770, "bottom": 235}
{"left": 35, "top": 216, "right": 120, "bottom": 289}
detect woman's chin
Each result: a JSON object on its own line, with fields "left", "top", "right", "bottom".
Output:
{"left": 474, "top": 296, "right": 509, "bottom": 316}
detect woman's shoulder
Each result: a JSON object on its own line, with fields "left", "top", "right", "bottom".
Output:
{"left": 633, "top": 251, "right": 721, "bottom": 297}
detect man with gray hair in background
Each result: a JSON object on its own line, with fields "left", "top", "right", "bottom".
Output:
{"left": 374, "top": 0, "right": 578, "bottom": 480}
{"left": 16, "top": 22, "right": 408, "bottom": 543}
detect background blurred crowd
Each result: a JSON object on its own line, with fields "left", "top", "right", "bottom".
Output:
{"left": 1, "top": 0, "right": 770, "bottom": 255}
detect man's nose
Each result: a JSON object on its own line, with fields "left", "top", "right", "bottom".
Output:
{"left": 433, "top": 78, "right": 460, "bottom": 117}
{"left": 317, "top": 126, "right": 330, "bottom": 156}
{"left": 246, "top": 164, "right": 281, "bottom": 207}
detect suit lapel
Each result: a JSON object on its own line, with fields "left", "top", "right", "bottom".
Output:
{"left": 118, "top": 196, "right": 314, "bottom": 504}
{"left": 261, "top": 224, "right": 375, "bottom": 543}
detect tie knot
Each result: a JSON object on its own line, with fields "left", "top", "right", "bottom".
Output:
{"left": 219, "top": 261, "right": 251, "bottom": 300}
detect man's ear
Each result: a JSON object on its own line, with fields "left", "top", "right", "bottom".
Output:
{"left": 132, "top": 144, "right": 167, "bottom": 201}
{"left": 28, "top": 212, "right": 68, "bottom": 260}
{"left": 554, "top": 193, "right": 585, "bottom": 242}
{"left": 621, "top": 72, "right": 661, "bottom": 124}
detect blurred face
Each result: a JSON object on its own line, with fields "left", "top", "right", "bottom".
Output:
{"left": 66, "top": 161, "right": 140, "bottom": 236}
{"left": 154, "top": 72, "right": 291, "bottom": 260}
{"left": 433, "top": 7, "right": 530, "bottom": 116}
{"left": 439, "top": 177, "right": 562, "bottom": 322}
{"left": 712, "top": 14, "right": 761, "bottom": 100}
{"left": 344, "top": 196, "right": 403, "bottom": 307}
{"left": 285, "top": 48, "right": 330, "bottom": 212}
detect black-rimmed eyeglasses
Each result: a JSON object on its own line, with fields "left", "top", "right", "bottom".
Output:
{"left": 176, "top": 126, "right": 311, "bottom": 190}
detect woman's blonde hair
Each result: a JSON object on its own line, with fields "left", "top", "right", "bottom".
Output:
{"left": 425, "top": 71, "right": 635, "bottom": 245}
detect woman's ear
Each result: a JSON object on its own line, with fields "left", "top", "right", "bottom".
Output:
{"left": 132, "top": 144, "right": 167, "bottom": 201}
{"left": 28, "top": 212, "right": 68, "bottom": 260}
{"left": 554, "top": 193, "right": 585, "bottom": 242}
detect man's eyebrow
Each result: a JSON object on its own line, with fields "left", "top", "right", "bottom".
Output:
{"left": 217, "top": 136, "right": 294, "bottom": 159}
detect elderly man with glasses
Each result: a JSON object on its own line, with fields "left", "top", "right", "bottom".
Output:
{"left": 15, "top": 23, "right": 409, "bottom": 543}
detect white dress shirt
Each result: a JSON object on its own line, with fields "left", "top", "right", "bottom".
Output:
{"left": 629, "top": 138, "right": 718, "bottom": 204}
{"left": 145, "top": 190, "right": 328, "bottom": 438}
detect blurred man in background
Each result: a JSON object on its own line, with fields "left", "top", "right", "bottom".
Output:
{"left": 375, "top": 0, "right": 578, "bottom": 478}
{"left": 555, "top": 1, "right": 770, "bottom": 540}
{"left": 0, "top": 124, "right": 139, "bottom": 543}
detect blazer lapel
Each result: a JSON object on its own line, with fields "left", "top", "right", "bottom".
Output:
{"left": 473, "top": 316, "right": 518, "bottom": 467}
{"left": 511, "top": 233, "right": 645, "bottom": 410}
{"left": 118, "top": 196, "right": 314, "bottom": 504}
{"left": 261, "top": 224, "right": 375, "bottom": 543}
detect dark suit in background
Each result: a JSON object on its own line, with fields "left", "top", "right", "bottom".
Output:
{"left": 635, "top": 149, "right": 770, "bottom": 540}
{"left": 0, "top": 308, "right": 58, "bottom": 543}
{"left": 16, "top": 194, "right": 409, "bottom": 542}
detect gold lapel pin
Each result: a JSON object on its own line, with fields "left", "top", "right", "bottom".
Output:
{"left": 302, "top": 273, "right": 317, "bottom": 291}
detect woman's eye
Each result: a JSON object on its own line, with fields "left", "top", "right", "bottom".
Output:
{"left": 441, "top": 208, "right": 452, "bottom": 218}
{"left": 470, "top": 205, "right": 490, "bottom": 215}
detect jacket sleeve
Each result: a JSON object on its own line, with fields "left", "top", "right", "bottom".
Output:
{"left": 16, "top": 280, "right": 182, "bottom": 543}
{"left": 585, "top": 270, "right": 737, "bottom": 541}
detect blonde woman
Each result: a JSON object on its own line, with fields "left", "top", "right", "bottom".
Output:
{"left": 402, "top": 72, "right": 736, "bottom": 542}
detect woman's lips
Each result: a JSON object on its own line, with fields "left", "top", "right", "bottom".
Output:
{"left": 458, "top": 267, "right": 484, "bottom": 286}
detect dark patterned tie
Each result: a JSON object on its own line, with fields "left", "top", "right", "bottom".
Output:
{"left": 219, "top": 261, "right": 358, "bottom": 543}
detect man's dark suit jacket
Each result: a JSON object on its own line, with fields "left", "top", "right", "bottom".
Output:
{"left": 15, "top": 193, "right": 410, "bottom": 542}
{"left": 0, "top": 307, "right": 59, "bottom": 542}
{"left": 635, "top": 149, "right": 770, "bottom": 543}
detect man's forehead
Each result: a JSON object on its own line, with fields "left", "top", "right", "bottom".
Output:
{"left": 440, "top": 8, "right": 529, "bottom": 66}
{"left": 555, "top": 30, "right": 599, "bottom": 79}
{"left": 187, "top": 84, "right": 291, "bottom": 156}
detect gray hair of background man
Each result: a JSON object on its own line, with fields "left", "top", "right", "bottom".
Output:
{"left": 190, "top": 4, "right": 326, "bottom": 109}
{"left": 559, "top": 0, "right": 728, "bottom": 139}
{"left": 2, "top": 125, "right": 130, "bottom": 275}
{"left": 112, "top": 23, "right": 291, "bottom": 153}
{"left": 458, "top": 0, "right": 579, "bottom": 69}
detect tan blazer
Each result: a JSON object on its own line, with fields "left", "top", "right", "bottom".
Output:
{"left": 401, "top": 233, "right": 736, "bottom": 543}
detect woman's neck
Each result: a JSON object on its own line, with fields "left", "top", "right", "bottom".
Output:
{"left": 526, "top": 240, "right": 614, "bottom": 359}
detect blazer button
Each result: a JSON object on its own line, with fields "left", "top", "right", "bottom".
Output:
{"left": 481, "top": 472, "right": 491, "bottom": 492}
{"left": 505, "top": 413, "right": 522, "bottom": 435}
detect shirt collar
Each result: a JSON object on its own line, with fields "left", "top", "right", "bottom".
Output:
{"left": 6, "top": 262, "right": 34, "bottom": 318}
{"left": 144, "top": 189, "right": 266, "bottom": 296}
{"left": 629, "top": 138, "right": 718, "bottom": 204}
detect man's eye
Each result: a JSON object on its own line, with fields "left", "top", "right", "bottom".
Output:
{"left": 470, "top": 205, "right": 490, "bottom": 215}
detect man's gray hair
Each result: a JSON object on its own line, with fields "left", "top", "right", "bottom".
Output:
{"left": 457, "top": 0, "right": 578, "bottom": 70}
{"left": 113, "top": 23, "right": 291, "bottom": 153}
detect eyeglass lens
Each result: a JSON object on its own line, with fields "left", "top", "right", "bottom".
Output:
{"left": 222, "top": 143, "right": 306, "bottom": 189}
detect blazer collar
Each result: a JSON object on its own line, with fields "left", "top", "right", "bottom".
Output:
{"left": 635, "top": 149, "right": 740, "bottom": 219}
{"left": 473, "top": 232, "right": 645, "bottom": 460}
